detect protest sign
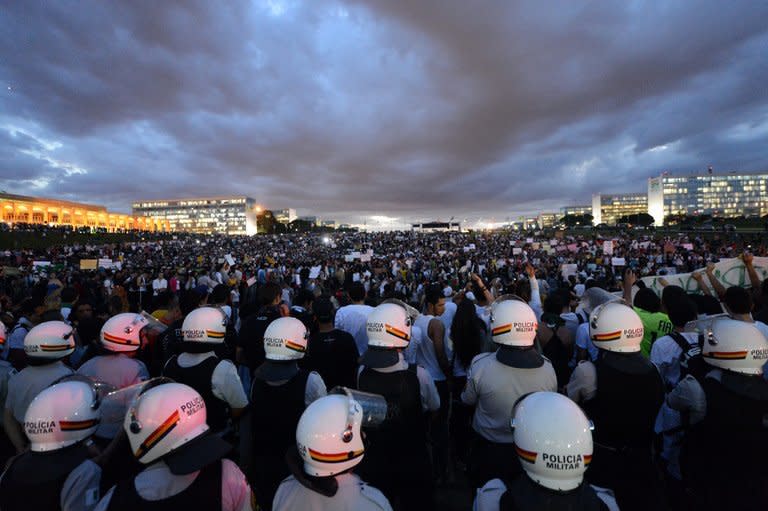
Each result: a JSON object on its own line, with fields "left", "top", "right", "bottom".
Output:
{"left": 224, "top": 254, "right": 235, "bottom": 267}
{"left": 80, "top": 259, "right": 98, "bottom": 270}
{"left": 309, "top": 266, "right": 322, "bottom": 279}
{"left": 512, "top": 247, "right": 523, "bottom": 255}
{"left": 98, "top": 258, "right": 114, "bottom": 269}
{"left": 603, "top": 240, "right": 613, "bottom": 256}
{"left": 611, "top": 257, "right": 626, "bottom": 267}
{"left": 32, "top": 261, "right": 51, "bottom": 268}
{"left": 641, "top": 257, "right": 768, "bottom": 296}
{"left": 561, "top": 264, "right": 578, "bottom": 278}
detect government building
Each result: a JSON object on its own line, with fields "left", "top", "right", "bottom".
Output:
{"left": 0, "top": 192, "right": 165, "bottom": 231}
{"left": 648, "top": 172, "right": 768, "bottom": 223}
{"left": 132, "top": 196, "right": 260, "bottom": 235}
{"left": 559, "top": 170, "right": 768, "bottom": 226}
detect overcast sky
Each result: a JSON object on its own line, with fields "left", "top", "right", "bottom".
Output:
{"left": 1, "top": 1, "right": 767, "bottom": 227}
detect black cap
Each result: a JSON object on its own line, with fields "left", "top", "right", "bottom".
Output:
{"left": 314, "top": 297, "right": 335, "bottom": 323}
{"left": 359, "top": 347, "right": 400, "bottom": 369}
{"left": 495, "top": 345, "right": 544, "bottom": 368}
{"left": 163, "top": 431, "right": 232, "bottom": 475}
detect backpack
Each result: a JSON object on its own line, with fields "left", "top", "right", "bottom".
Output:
{"left": 668, "top": 331, "right": 707, "bottom": 385}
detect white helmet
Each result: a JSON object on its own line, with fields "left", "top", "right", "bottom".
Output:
{"left": 700, "top": 318, "right": 768, "bottom": 375}
{"left": 589, "top": 302, "right": 643, "bottom": 353}
{"left": 100, "top": 313, "right": 148, "bottom": 352}
{"left": 24, "top": 380, "right": 100, "bottom": 452}
{"left": 24, "top": 321, "right": 75, "bottom": 361}
{"left": 181, "top": 307, "right": 227, "bottom": 344}
{"left": 490, "top": 298, "right": 537, "bottom": 347}
{"left": 296, "top": 394, "right": 366, "bottom": 477}
{"left": 512, "top": 392, "right": 593, "bottom": 491}
{"left": 366, "top": 302, "right": 412, "bottom": 349}
{"left": 263, "top": 317, "right": 309, "bottom": 361}
{"left": 125, "top": 381, "right": 208, "bottom": 465}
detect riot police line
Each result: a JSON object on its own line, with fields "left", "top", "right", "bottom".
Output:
{"left": 0, "top": 286, "right": 765, "bottom": 511}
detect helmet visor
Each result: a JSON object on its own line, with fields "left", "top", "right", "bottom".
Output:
{"left": 381, "top": 298, "right": 419, "bottom": 326}
{"left": 330, "top": 386, "right": 388, "bottom": 432}
{"left": 125, "top": 377, "right": 176, "bottom": 435}
{"left": 684, "top": 313, "right": 730, "bottom": 346}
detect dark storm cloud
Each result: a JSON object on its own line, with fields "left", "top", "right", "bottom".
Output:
{"left": 1, "top": 0, "right": 767, "bottom": 223}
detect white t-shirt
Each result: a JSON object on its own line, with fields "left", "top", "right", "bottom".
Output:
{"left": 474, "top": 478, "right": 619, "bottom": 511}
{"left": 462, "top": 352, "right": 557, "bottom": 443}
{"left": 6, "top": 362, "right": 74, "bottom": 421}
{"left": 335, "top": 304, "right": 373, "bottom": 355}
{"left": 175, "top": 353, "right": 248, "bottom": 409}
{"left": 273, "top": 473, "right": 392, "bottom": 511}
{"left": 152, "top": 278, "right": 168, "bottom": 296}
{"left": 77, "top": 354, "right": 149, "bottom": 390}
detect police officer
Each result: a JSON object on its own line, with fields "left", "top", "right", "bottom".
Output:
{"left": 95, "top": 380, "right": 254, "bottom": 511}
{"left": 669, "top": 318, "right": 768, "bottom": 511}
{"left": 162, "top": 307, "right": 248, "bottom": 433}
{"left": 4, "top": 321, "right": 75, "bottom": 453}
{"left": 461, "top": 297, "right": 557, "bottom": 489}
{"left": 356, "top": 301, "right": 440, "bottom": 511}
{"left": 77, "top": 313, "right": 150, "bottom": 389}
{"left": 474, "top": 391, "right": 619, "bottom": 510}
{"left": 273, "top": 392, "right": 393, "bottom": 511}
{"left": 565, "top": 302, "right": 664, "bottom": 511}
{"left": 0, "top": 379, "right": 102, "bottom": 511}
{"left": 249, "top": 316, "right": 327, "bottom": 509}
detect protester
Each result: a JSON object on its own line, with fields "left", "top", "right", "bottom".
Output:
{"left": 1, "top": 224, "right": 767, "bottom": 510}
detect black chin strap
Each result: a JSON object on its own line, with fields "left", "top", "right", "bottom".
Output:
{"left": 284, "top": 446, "right": 339, "bottom": 497}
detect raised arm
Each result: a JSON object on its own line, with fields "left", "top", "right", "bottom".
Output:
{"left": 691, "top": 271, "right": 713, "bottom": 297}
{"left": 622, "top": 268, "right": 636, "bottom": 304}
{"left": 705, "top": 262, "right": 726, "bottom": 300}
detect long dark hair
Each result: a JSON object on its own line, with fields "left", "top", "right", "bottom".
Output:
{"left": 451, "top": 299, "right": 486, "bottom": 370}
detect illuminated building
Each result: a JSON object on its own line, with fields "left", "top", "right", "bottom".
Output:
{"left": 132, "top": 196, "right": 259, "bottom": 235}
{"left": 648, "top": 172, "right": 768, "bottom": 223}
{"left": 274, "top": 208, "right": 297, "bottom": 224}
{"left": 0, "top": 192, "right": 164, "bottom": 231}
{"left": 537, "top": 212, "right": 558, "bottom": 229}
{"left": 592, "top": 193, "right": 648, "bottom": 225}
{"left": 560, "top": 205, "right": 592, "bottom": 217}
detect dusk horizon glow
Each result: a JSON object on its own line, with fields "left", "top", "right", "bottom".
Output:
{"left": 2, "top": 1, "right": 767, "bottom": 225}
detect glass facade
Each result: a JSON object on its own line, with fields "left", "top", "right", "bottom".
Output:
{"left": 658, "top": 173, "right": 768, "bottom": 218}
{"left": 132, "top": 196, "right": 258, "bottom": 235}
{"left": 560, "top": 205, "right": 592, "bottom": 217}
{"left": 595, "top": 193, "right": 648, "bottom": 225}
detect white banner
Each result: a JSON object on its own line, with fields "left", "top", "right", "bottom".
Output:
{"left": 641, "top": 257, "right": 768, "bottom": 296}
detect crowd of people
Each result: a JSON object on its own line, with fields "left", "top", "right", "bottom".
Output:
{"left": 0, "top": 226, "right": 766, "bottom": 510}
